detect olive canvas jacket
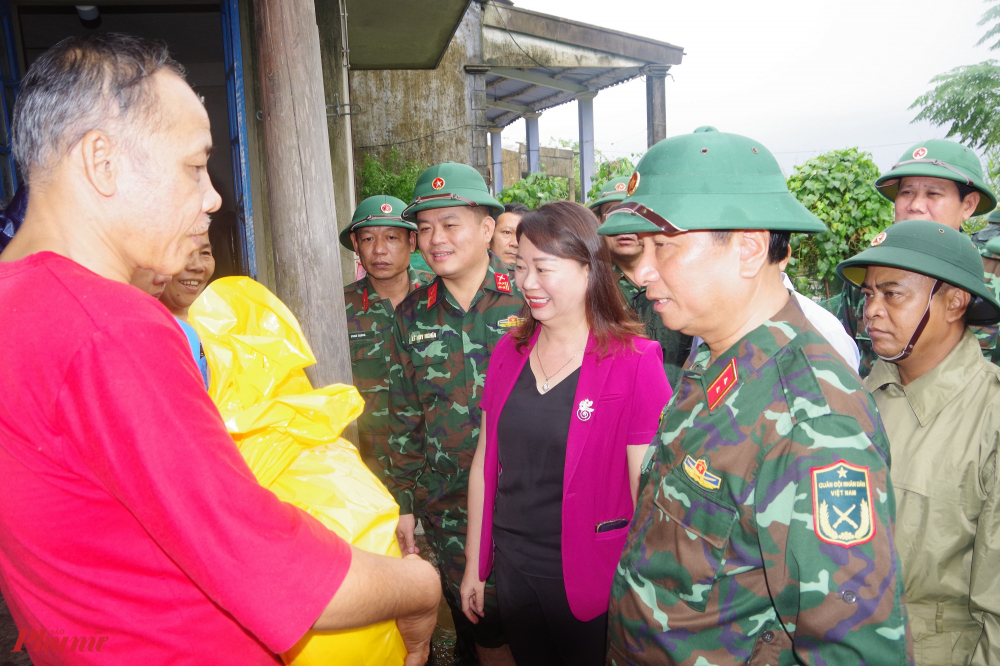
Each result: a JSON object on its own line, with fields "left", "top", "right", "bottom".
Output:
{"left": 866, "top": 330, "right": 1000, "bottom": 666}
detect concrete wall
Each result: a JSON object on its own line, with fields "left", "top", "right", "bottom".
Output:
{"left": 349, "top": 3, "right": 488, "bottom": 178}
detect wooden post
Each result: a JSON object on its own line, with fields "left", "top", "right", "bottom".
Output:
{"left": 252, "top": 0, "right": 352, "bottom": 387}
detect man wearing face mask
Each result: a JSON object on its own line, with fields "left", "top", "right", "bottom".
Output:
{"left": 838, "top": 221, "right": 1000, "bottom": 665}
{"left": 835, "top": 140, "right": 998, "bottom": 374}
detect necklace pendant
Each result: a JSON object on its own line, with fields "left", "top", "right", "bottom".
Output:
{"left": 542, "top": 381, "right": 550, "bottom": 393}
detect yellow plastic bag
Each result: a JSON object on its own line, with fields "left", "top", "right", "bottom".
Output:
{"left": 190, "top": 276, "right": 407, "bottom": 666}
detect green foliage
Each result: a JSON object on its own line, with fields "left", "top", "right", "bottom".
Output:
{"left": 786, "top": 148, "right": 895, "bottom": 299}
{"left": 977, "top": 0, "right": 1000, "bottom": 51}
{"left": 910, "top": 61, "right": 1000, "bottom": 150}
{"left": 356, "top": 148, "right": 427, "bottom": 203}
{"left": 587, "top": 156, "right": 638, "bottom": 200}
{"left": 496, "top": 170, "right": 569, "bottom": 208}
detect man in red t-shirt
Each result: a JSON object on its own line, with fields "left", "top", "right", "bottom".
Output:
{"left": 0, "top": 33, "right": 439, "bottom": 665}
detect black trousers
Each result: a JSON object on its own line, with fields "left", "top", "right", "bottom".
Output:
{"left": 494, "top": 548, "right": 608, "bottom": 666}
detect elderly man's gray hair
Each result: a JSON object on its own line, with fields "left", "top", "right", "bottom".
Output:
{"left": 12, "top": 32, "right": 184, "bottom": 182}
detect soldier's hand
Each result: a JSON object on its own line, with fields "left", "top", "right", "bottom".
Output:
{"left": 396, "top": 513, "right": 419, "bottom": 555}
{"left": 460, "top": 569, "right": 485, "bottom": 624}
{"left": 397, "top": 554, "right": 440, "bottom": 666}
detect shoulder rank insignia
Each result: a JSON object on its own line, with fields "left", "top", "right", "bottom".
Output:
{"left": 426, "top": 282, "right": 439, "bottom": 308}
{"left": 495, "top": 273, "right": 511, "bottom": 293}
{"left": 811, "top": 460, "right": 876, "bottom": 548}
{"left": 683, "top": 455, "right": 721, "bottom": 490}
{"left": 362, "top": 287, "right": 370, "bottom": 313}
{"left": 707, "top": 358, "right": 739, "bottom": 411}
{"left": 497, "top": 315, "right": 523, "bottom": 329}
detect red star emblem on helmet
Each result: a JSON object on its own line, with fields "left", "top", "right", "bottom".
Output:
{"left": 912, "top": 147, "right": 928, "bottom": 159}
{"left": 615, "top": 182, "right": 626, "bottom": 192}
{"left": 380, "top": 203, "right": 393, "bottom": 213}
{"left": 432, "top": 177, "right": 445, "bottom": 190}
{"left": 626, "top": 171, "right": 640, "bottom": 196}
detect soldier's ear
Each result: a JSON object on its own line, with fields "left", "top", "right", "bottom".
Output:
{"left": 737, "top": 230, "right": 770, "bottom": 278}
{"left": 408, "top": 230, "right": 417, "bottom": 253}
{"left": 483, "top": 216, "right": 496, "bottom": 243}
{"left": 351, "top": 232, "right": 359, "bottom": 253}
{"left": 941, "top": 284, "right": 971, "bottom": 324}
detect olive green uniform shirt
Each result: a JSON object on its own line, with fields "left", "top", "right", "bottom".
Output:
{"left": 866, "top": 330, "right": 1000, "bottom": 666}
{"left": 345, "top": 267, "right": 432, "bottom": 471}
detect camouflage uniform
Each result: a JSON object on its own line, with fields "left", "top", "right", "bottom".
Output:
{"left": 613, "top": 265, "right": 693, "bottom": 389}
{"left": 344, "top": 266, "right": 432, "bottom": 473}
{"left": 607, "top": 295, "right": 913, "bottom": 666}
{"left": 386, "top": 251, "right": 522, "bottom": 647}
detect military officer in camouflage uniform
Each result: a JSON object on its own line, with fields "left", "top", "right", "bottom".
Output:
{"left": 834, "top": 139, "right": 998, "bottom": 374}
{"left": 387, "top": 163, "right": 521, "bottom": 665}
{"left": 342, "top": 195, "right": 432, "bottom": 474}
{"left": 588, "top": 177, "right": 692, "bottom": 388}
{"left": 837, "top": 221, "right": 1000, "bottom": 665}
{"left": 600, "top": 128, "right": 913, "bottom": 666}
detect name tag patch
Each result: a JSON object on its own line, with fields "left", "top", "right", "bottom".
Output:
{"left": 349, "top": 331, "right": 373, "bottom": 342}
{"left": 409, "top": 330, "right": 439, "bottom": 344}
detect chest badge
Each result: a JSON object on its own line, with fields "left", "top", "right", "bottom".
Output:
{"left": 811, "top": 460, "right": 876, "bottom": 548}
{"left": 494, "top": 273, "right": 512, "bottom": 293}
{"left": 577, "top": 399, "right": 594, "bottom": 421}
{"left": 707, "top": 358, "right": 739, "bottom": 411}
{"left": 683, "top": 455, "right": 722, "bottom": 490}
{"left": 426, "top": 282, "right": 439, "bottom": 308}
{"left": 497, "top": 315, "right": 523, "bottom": 329}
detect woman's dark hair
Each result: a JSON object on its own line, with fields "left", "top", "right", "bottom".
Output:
{"left": 511, "top": 201, "right": 645, "bottom": 356}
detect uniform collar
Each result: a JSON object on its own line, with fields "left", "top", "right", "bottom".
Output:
{"left": 688, "top": 293, "right": 808, "bottom": 388}
{"left": 425, "top": 252, "right": 514, "bottom": 311}
{"left": 866, "top": 329, "right": 986, "bottom": 427}
{"left": 357, "top": 267, "right": 425, "bottom": 309}
{"left": 612, "top": 264, "right": 641, "bottom": 291}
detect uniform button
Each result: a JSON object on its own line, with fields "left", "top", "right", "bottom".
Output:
{"left": 842, "top": 590, "right": 857, "bottom": 604}
{"left": 761, "top": 631, "right": 774, "bottom": 643}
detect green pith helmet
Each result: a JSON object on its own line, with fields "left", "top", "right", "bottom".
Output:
{"left": 339, "top": 195, "right": 415, "bottom": 250}
{"left": 874, "top": 140, "right": 997, "bottom": 216}
{"left": 598, "top": 127, "right": 827, "bottom": 236}
{"left": 836, "top": 219, "right": 1000, "bottom": 325}
{"left": 587, "top": 176, "right": 631, "bottom": 211}
{"left": 402, "top": 162, "right": 504, "bottom": 221}
{"left": 987, "top": 209, "right": 1000, "bottom": 224}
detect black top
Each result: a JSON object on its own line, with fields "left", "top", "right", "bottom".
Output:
{"left": 493, "top": 360, "right": 580, "bottom": 579}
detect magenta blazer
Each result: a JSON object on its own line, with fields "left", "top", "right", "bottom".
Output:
{"left": 478, "top": 329, "right": 672, "bottom": 621}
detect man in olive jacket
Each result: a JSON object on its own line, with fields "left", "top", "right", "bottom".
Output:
{"left": 839, "top": 221, "right": 1000, "bottom": 665}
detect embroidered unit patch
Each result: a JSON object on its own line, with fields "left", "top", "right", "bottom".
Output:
{"left": 811, "top": 460, "right": 876, "bottom": 548}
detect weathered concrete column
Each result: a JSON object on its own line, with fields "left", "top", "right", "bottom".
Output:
{"left": 524, "top": 112, "right": 541, "bottom": 175}
{"left": 489, "top": 127, "right": 504, "bottom": 194}
{"left": 252, "top": 0, "right": 352, "bottom": 387}
{"left": 577, "top": 91, "right": 596, "bottom": 203}
{"left": 644, "top": 64, "right": 670, "bottom": 148}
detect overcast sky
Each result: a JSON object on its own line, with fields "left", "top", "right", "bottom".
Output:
{"left": 500, "top": 0, "right": 995, "bottom": 176}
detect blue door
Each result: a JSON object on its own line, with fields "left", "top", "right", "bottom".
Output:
{"left": 0, "top": 0, "right": 19, "bottom": 205}
{"left": 219, "top": 0, "right": 257, "bottom": 279}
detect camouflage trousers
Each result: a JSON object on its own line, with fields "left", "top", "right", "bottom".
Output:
{"left": 425, "top": 524, "right": 507, "bottom": 650}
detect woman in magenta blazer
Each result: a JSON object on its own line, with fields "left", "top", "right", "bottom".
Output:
{"left": 461, "top": 202, "right": 671, "bottom": 665}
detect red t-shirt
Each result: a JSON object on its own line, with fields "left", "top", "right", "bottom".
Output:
{"left": 0, "top": 253, "right": 352, "bottom": 664}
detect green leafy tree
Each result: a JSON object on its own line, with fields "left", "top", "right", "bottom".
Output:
{"left": 356, "top": 148, "right": 427, "bottom": 203}
{"left": 977, "top": 0, "right": 1000, "bottom": 51}
{"left": 786, "top": 148, "right": 895, "bottom": 299}
{"left": 496, "top": 170, "right": 569, "bottom": 208}
{"left": 587, "top": 156, "right": 638, "bottom": 200}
